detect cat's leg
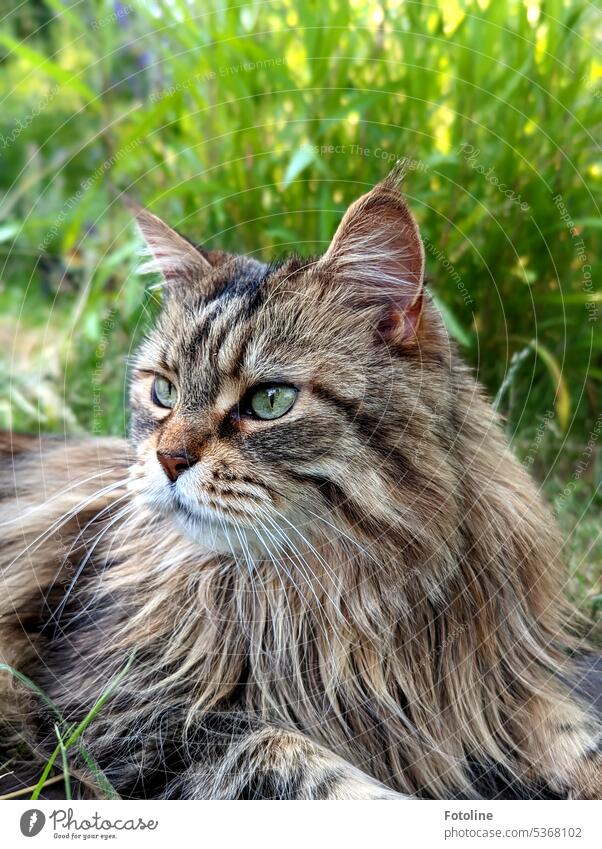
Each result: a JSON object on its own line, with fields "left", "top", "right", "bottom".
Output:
{"left": 532, "top": 730, "right": 602, "bottom": 800}
{"left": 165, "top": 721, "right": 406, "bottom": 800}
{"left": 568, "top": 748, "right": 602, "bottom": 799}
{"left": 567, "top": 660, "right": 602, "bottom": 799}
{"left": 541, "top": 720, "right": 602, "bottom": 799}
{"left": 516, "top": 691, "right": 602, "bottom": 799}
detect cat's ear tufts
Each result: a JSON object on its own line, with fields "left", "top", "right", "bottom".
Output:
{"left": 129, "top": 201, "right": 212, "bottom": 288}
{"left": 318, "top": 161, "right": 425, "bottom": 347}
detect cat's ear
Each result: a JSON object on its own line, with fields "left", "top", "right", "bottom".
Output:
{"left": 131, "top": 203, "right": 212, "bottom": 289}
{"left": 317, "top": 162, "right": 424, "bottom": 346}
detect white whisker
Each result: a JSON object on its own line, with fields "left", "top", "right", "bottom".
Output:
{"left": 3, "top": 476, "right": 131, "bottom": 575}
{"left": 48, "top": 502, "right": 136, "bottom": 626}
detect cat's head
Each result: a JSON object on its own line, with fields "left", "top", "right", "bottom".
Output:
{"left": 129, "top": 167, "right": 452, "bottom": 557}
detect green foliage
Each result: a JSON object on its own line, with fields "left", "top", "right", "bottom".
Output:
{"left": 0, "top": 0, "right": 600, "bottom": 599}
{"left": 0, "top": 656, "right": 133, "bottom": 799}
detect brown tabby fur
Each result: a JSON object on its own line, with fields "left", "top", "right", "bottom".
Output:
{"left": 0, "top": 168, "right": 600, "bottom": 799}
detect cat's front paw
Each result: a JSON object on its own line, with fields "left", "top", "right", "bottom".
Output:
{"left": 317, "top": 766, "right": 407, "bottom": 800}
{"left": 567, "top": 750, "right": 602, "bottom": 800}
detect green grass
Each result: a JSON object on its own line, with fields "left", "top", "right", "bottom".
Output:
{"left": 0, "top": 0, "right": 600, "bottom": 609}
{"left": 0, "top": 655, "right": 134, "bottom": 800}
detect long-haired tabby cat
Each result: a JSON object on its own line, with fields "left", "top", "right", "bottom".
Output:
{"left": 0, "top": 166, "right": 600, "bottom": 800}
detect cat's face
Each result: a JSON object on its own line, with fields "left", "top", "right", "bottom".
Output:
{"left": 128, "top": 169, "right": 448, "bottom": 556}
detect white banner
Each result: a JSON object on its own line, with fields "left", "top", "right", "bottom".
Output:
{"left": 1, "top": 800, "right": 601, "bottom": 848}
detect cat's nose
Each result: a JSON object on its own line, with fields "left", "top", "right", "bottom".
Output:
{"left": 156, "top": 451, "right": 197, "bottom": 483}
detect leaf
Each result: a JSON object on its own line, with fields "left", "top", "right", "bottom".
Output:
{"left": 281, "top": 146, "right": 316, "bottom": 189}
{"left": 0, "top": 33, "right": 98, "bottom": 106}
{"left": 431, "top": 293, "right": 473, "bottom": 347}
{"left": 0, "top": 224, "right": 20, "bottom": 243}
{"left": 54, "top": 725, "right": 72, "bottom": 801}
{"left": 528, "top": 340, "right": 572, "bottom": 431}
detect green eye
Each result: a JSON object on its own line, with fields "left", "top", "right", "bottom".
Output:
{"left": 152, "top": 375, "right": 178, "bottom": 409}
{"left": 247, "top": 384, "right": 297, "bottom": 420}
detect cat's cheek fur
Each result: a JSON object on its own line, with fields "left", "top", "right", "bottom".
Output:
{"left": 132, "top": 454, "right": 174, "bottom": 514}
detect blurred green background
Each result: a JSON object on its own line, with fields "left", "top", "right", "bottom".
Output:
{"left": 0, "top": 0, "right": 600, "bottom": 615}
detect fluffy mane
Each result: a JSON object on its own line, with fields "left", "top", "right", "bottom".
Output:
{"left": 0, "top": 170, "right": 600, "bottom": 799}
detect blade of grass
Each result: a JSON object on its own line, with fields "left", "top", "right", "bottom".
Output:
{"left": 0, "top": 663, "right": 63, "bottom": 723}
{"left": 76, "top": 744, "right": 120, "bottom": 800}
{"left": 2, "top": 656, "right": 133, "bottom": 801}
{"left": 528, "top": 340, "right": 572, "bottom": 432}
{"left": 63, "top": 653, "right": 135, "bottom": 750}
{"left": 54, "top": 724, "right": 72, "bottom": 801}
{"left": 0, "top": 773, "right": 65, "bottom": 801}
{"left": 31, "top": 655, "right": 134, "bottom": 799}
{"left": 31, "top": 744, "right": 61, "bottom": 801}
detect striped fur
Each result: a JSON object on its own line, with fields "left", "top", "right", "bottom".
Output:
{"left": 0, "top": 171, "right": 600, "bottom": 799}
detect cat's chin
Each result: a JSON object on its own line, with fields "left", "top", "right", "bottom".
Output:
{"left": 132, "top": 486, "right": 257, "bottom": 559}
{"left": 170, "top": 495, "right": 248, "bottom": 553}
{"left": 129, "top": 461, "right": 266, "bottom": 559}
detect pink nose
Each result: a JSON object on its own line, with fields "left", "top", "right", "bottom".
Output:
{"left": 156, "top": 451, "right": 197, "bottom": 483}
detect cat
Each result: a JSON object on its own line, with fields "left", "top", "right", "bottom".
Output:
{"left": 0, "top": 165, "right": 600, "bottom": 800}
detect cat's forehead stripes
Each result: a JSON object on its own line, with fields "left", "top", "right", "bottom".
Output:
{"left": 180, "top": 256, "right": 270, "bottom": 350}
{"left": 156, "top": 257, "right": 276, "bottom": 406}
{"left": 207, "top": 256, "right": 270, "bottom": 302}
